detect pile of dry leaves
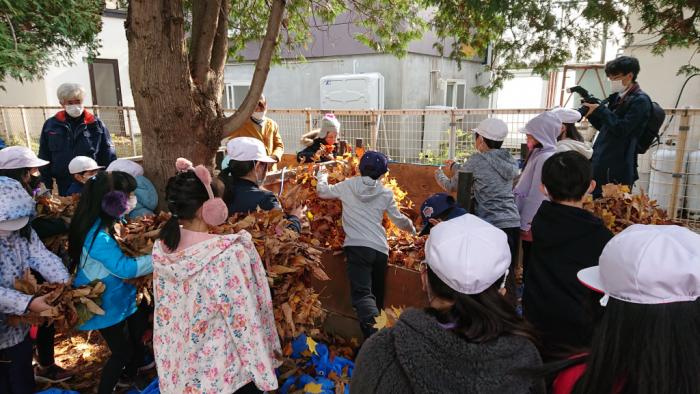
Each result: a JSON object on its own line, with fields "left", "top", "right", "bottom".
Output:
{"left": 114, "top": 212, "right": 172, "bottom": 257}
{"left": 584, "top": 184, "right": 675, "bottom": 234}
{"left": 7, "top": 270, "right": 105, "bottom": 332}
{"left": 35, "top": 194, "right": 78, "bottom": 220}
{"left": 373, "top": 306, "right": 405, "bottom": 331}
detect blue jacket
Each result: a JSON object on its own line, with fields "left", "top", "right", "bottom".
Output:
{"left": 65, "top": 181, "right": 84, "bottom": 196}
{"left": 73, "top": 220, "right": 153, "bottom": 330}
{"left": 225, "top": 178, "right": 302, "bottom": 232}
{"left": 38, "top": 110, "right": 117, "bottom": 196}
{"left": 589, "top": 84, "right": 651, "bottom": 197}
{"left": 128, "top": 176, "right": 158, "bottom": 218}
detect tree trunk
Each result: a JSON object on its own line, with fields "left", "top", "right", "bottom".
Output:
{"left": 126, "top": 0, "right": 220, "bottom": 197}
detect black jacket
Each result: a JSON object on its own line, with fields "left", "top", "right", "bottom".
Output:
{"left": 296, "top": 138, "right": 335, "bottom": 163}
{"left": 351, "top": 308, "right": 545, "bottom": 394}
{"left": 522, "top": 201, "right": 613, "bottom": 357}
{"left": 588, "top": 84, "right": 651, "bottom": 197}
{"left": 224, "top": 178, "right": 301, "bottom": 232}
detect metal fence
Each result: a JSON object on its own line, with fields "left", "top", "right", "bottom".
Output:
{"left": 1, "top": 105, "right": 699, "bottom": 229}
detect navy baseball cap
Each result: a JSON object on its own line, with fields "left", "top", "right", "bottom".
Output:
{"left": 359, "top": 151, "right": 389, "bottom": 179}
{"left": 419, "top": 193, "right": 467, "bottom": 236}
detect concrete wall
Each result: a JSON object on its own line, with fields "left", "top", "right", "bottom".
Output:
{"left": 0, "top": 14, "right": 133, "bottom": 107}
{"left": 225, "top": 53, "right": 487, "bottom": 110}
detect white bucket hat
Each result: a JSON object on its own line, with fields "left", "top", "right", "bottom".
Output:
{"left": 0, "top": 146, "right": 49, "bottom": 169}
{"left": 68, "top": 156, "right": 104, "bottom": 174}
{"left": 106, "top": 159, "right": 144, "bottom": 178}
{"left": 578, "top": 224, "right": 700, "bottom": 304}
{"left": 425, "top": 214, "right": 511, "bottom": 294}
{"left": 472, "top": 118, "right": 509, "bottom": 142}
{"left": 226, "top": 137, "right": 277, "bottom": 163}
{"left": 550, "top": 107, "right": 582, "bottom": 124}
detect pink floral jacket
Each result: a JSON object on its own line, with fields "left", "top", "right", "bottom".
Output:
{"left": 152, "top": 231, "right": 281, "bottom": 394}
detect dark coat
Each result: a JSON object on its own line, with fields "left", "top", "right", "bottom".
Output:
{"left": 38, "top": 110, "right": 116, "bottom": 195}
{"left": 296, "top": 138, "right": 335, "bottom": 163}
{"left": 351, "top": 308, "right": 545, "bottom": 394}
{"left": 589, "top": 84, "right": 651, "bottom": 196}
{"left": 224, "top": 178, "right": 301, "bottom": 232}
{"left": 522, "top": 201, "right": 613, "bottom": 357}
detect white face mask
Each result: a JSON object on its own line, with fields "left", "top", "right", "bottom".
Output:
{"left": 251, "top": 111, "right": 266, "bottom": 121}
{"left": 125, "top": 194, "right": 138, "bottom": 215}
{"left": 0, "top": 229, "right": 14, "bottom": 237}
{"left": 65, "top": 104, "right": 84, "bottom": 118}
{"left": 610, "top": 79, "right": 626, "bottom": 94}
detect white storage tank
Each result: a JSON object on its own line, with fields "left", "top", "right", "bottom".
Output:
{"left": 634, "top": 151, "right": 653, "bottom": 194}
{"left": 649, "top": 147, "right": 687, "bottom": 214}
{"left": 686, "top": 149, "right": 700, "bottom": 219}
{"left": 320, "top": 73, "right": 385, "bottom": 110}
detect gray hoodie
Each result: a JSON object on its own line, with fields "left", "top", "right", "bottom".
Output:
{"left": 351, "top": 308, "right": 545, "bottom": 394}
{"left": 436, "top": 149, "right": 520, "bottom": 229}
{"left": 316, "top": 173, "right": 416, "bottom": 254}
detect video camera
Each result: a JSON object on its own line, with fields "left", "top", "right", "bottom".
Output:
{"left": 567, "top": 86, "right": 609, "bottom": 118}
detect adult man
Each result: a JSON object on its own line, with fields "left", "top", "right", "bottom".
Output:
{"left": 224, "top": 94, "right": 284, "bottom": 170}
{"left": 583, "top": 56, "right": 651, "bottom": 197}
{"left": 38, "top": 83, "right": 117, "bottom": 196}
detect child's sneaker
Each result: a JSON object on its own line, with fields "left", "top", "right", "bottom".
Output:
{"left": 34, "top": 364, "right": 73, "bottom": 383}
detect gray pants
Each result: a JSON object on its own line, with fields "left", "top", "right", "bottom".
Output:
{"left": 344, "top": 246, "right": 388, "bottom": 339}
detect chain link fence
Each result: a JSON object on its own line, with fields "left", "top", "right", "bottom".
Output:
{"left": 1, "top": 105, "right": 699, "bottom": 229}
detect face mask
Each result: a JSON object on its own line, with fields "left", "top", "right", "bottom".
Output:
{"left": 251, "top": 111, "right": 266, "bottom": 121}
{"left": 125, "top": 194, "right": 138, "bottom": 214}
{"left": 610, "top": 79, "right": 626, "bottom": 93}
{"left": 65, "top": 104, "right": 84, "bottom": 118}
{"left": 0, "top": 229, "right": 14, "bottom": 237}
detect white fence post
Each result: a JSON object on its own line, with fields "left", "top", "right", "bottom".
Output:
{"left": 125, "top": 108, "right": 137, "bottom": 156}
{"left": 669, "top": 107, "right": 691, "bottom": 219}
{"left": 449, "top": 109, "right": 457, "bottom": 160}
{"left": 0, "top": 108, "right": 10, "bottom": 143}
{"left": 19, "top": 106, "right": 31, "bottom": 149}
{"left": 370, "top": 111, "right": 379, "bottom": 149}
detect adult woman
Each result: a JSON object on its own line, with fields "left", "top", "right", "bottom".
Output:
{"left": 552, "top": 224, "right": 700, "bottom": 394}
{"left": 152, "top": 160, "right": 280, "bottom": 393}
{"left": 351, "top": 214, "right": 544, "bottom": 394}
{"left": 38, "top": 82, "right": 116, "bottom": 196}
{"left": 220, "top": 137, "right": 302, "bottom": 231}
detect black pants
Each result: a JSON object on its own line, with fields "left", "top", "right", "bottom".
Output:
{"left": 30, "top": 269, "right": 57, "bottom": 367}
{"left": 344, "top": 246, "right": 388, "bottom": 339}
{"left": 501, "top": 227, "right": 520, "bottom": 307}
{"left": 236, "top": 381, "right": 263, "bottom": 394}
{"left": 0, "top": 336, "right": 35, "bottom": 394}
{"left": 97, "top": 307, "right": 149, "bottom": 394}
{"left": 522, "top": 239, "right": 532, "bottom": 278}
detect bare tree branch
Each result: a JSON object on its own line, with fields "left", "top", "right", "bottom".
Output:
{"left": 190, "top": 0, "right": 223, "bottom": 85}
{"left": 220, "top": 0, "right": 287, "bottom": 136}
{"left": 209, "top": 0, "right": 231, "bottom": 94}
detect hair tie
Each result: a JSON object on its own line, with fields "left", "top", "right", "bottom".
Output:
{"left": 193, "top": 165, "right": 228, "bottom": 226}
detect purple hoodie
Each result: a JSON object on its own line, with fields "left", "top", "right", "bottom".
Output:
{"left": 514, "top": 112, "right": 562, "bottom": 231}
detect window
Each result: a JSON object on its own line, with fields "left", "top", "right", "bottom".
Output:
{"left": 444, "top": 80, "right": 467, "bottom": 108}
{"left": 223, "top": 82, "right": 251, "bottom": 109}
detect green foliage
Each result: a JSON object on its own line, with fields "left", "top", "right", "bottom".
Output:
{"left": 632, "top": 1, "right": 699, "bottom": 56}
{"left": 419, "top": 129, "right": 475, "bottom": 165}
{"left": 0, "top": 0, "right": 103, "bottom": 82}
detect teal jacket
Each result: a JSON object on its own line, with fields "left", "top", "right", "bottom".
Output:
{"left": 73, "top": 220, "right": 152, "bottom": 330}
{"left": 129, "top": 175, "right": 158, "bottom": 219}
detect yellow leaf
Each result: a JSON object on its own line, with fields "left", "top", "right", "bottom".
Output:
{"left": 304, "top": 382, "right": 324, "bottom": 394}
{"left": 311, "top": 179, "right": 318, "bottom": 187}
{"left": 373, "top": 310, "right": 389, "bottom": 330}
{"left": 306, "top": 211, "right": 314, "bottom": 221}
{"left": 306, "top": 336, "right": 318, "bottom": 355}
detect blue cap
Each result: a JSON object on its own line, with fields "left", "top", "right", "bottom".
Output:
{"left": 419, "top": 193, "right": 467, "bottom": 235}
{"left": 358, "top": 151, "right": 388, "bottom": 179}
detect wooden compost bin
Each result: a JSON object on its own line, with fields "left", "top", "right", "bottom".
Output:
{"left": 272, "top": 154, "right": 439, "bottom": 339}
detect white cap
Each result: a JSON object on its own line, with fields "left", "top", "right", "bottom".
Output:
{"left": 578, "top": 224, "right": 700, "bottom": 304}
{"left": 0, "top": 216, "right": 29, "bottom": 231}
{"left": 472, "top": 118, "right": 509, "bottom": 142}
{"left": 425, "top": 214, "right": 511, "bottom": 294}
{"left": 225, "top": 137, "right": 277, "bottom": 163}
{"left": 68, "top": 156, "right": 103, "bottom": 174}
{"left": 550, "top": 107, "right": 582, "bottom": 124}
{"left": 106, "top": 159, "right": 144, "bottom": 178}
{"left": 0, "top": 146, "right": 49, "bottom": 169}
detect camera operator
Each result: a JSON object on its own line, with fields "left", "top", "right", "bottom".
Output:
{"left": 582, "top": 56, "right": 651, "bottom": 197}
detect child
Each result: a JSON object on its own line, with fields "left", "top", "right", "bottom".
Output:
{"left": 66, "top": 156, "right": 104, "bottom": 195}
{"left": 522, "top": 151, "right": 613, "bottom": 358}
{"left": 513, "top": 111, "right": 562, "bottom": 273}
{"left": 435, "top": 118, "right": 521, "bottom": 297}
{"left": 297, "top": 113, "right": 340, "bottom": 163}
{"left": 106, "top": 159, "right": 158, "bottom": 218}
{"left": 550, "top": 107, "right": 592, "bottom": 159}
{"left": 316, "top": 150, "right": 416, "bottom": 338}
{"left": 0, "top": 146, "right": 49, "bottom": 196}
{"left": 0, "top": 177, "right": 69, "bottom": 393}
{"left": 417, "top": 193, "right": 467, "bottom": 236}
{"left": 67, "top": 171, "right": 153, "bottom": 394}
{"left": 152, "top": 160, "right": 281, "bottom": 394}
